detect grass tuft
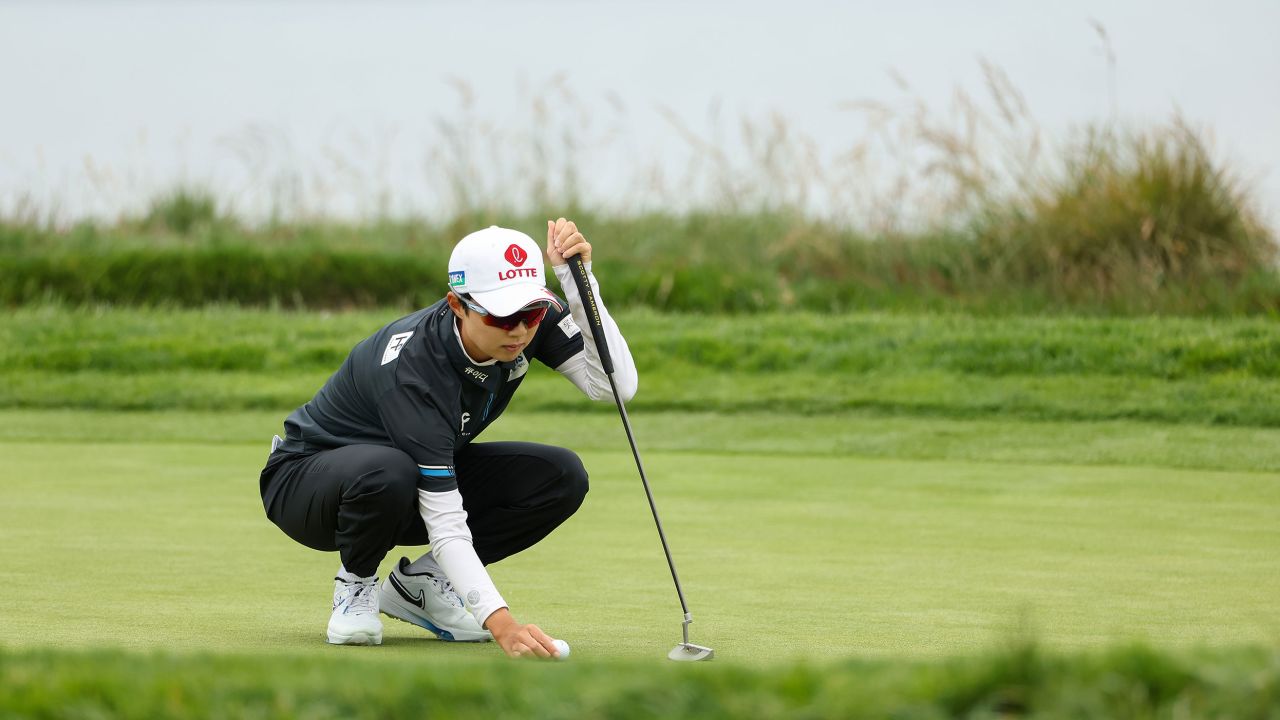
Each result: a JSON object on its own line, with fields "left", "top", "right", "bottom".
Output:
{"left": 1, "top": 644, "right": 1277, "bottom": 719}
{"left": 142, "top": 187, "right": 227, "bottom": 235}
{"left": 969, "top": 121, "right": 1277, "bottom": 313}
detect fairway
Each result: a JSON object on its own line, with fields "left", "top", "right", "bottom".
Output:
{"left": 3, "top": 410, "right": 1277, "bottom": 665}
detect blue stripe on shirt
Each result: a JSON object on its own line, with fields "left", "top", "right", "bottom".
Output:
{"left": 418, "top": 466, "right": 455, "bottom": 478}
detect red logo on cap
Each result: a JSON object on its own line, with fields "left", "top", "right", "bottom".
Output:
{"left": 504, "top": 244, "right": 527, "bottom": 267}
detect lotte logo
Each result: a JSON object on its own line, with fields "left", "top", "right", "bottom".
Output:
{"left": 498, "top": 243, "right": 538, "bottom": 281}
{"left": 504, "top": 244, "right": 527, "bottom": 267}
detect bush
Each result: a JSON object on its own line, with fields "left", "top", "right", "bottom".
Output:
{"left": 969, "top": 122, "right": 1277, "bottom": 313}
{"left": 0, "top": 247, "right": 447, "bottom": 308}
{"left": 143, "top": 188, "right": 226, "bottom": 235}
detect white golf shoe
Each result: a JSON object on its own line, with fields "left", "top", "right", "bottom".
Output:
{"left": 326, "top": 577, "right": 383, "bottom": 646}
{"left": 379, "top": 557, "right": 492, "bottom": 642}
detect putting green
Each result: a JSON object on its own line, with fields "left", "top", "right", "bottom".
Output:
{"left": 2, "top": 420, "right": 1276, "bottom": 665}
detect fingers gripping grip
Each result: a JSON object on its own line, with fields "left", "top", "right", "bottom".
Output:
{"left": 569, "top": 255, "right": 614, "bottom": 375}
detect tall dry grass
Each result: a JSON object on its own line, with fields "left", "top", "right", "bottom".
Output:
{"left": 1, "top": 54, "right": 1276, "bottom": 314}
{"left": 969, "top": 120, "right": 1276, "bottom": 311}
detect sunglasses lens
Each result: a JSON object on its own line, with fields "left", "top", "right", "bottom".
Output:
{"left": 482, "top": 303, "right": 550, "bottom": 331}
{"left": 521, "top": 305, "right": 550, "bottom": 327}
{"left": 484, "top": 315, "right": 516, "bottom": 331}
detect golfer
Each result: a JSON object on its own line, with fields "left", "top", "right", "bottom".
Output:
{"left": 258, "top": 219, "right": 637, "bottom": 658}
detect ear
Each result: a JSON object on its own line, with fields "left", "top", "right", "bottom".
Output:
{"left": 446, "top": 292, "right": 467, "bottom": 320}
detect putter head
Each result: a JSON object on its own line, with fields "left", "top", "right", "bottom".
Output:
{"left": 668, "top": 643, "right": 715, "bottom": 662}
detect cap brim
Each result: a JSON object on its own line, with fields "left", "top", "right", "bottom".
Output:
{"left": 468, "top": 284, "right": 561, "bottom": 316}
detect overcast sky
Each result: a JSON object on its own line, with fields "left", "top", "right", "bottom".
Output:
{"left": 2, "top": 0, "right": 1277, "bottom": 226}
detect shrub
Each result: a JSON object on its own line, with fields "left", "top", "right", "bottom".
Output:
{"left": 970, "top": 121, "right": 1277, "bottom": 313}
{"left": 143, "top": 188, "right": 224, "bottom": 235}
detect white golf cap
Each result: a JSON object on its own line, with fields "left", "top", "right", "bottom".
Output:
{"left": 447, "top": 226, "right": 559, "bottom": 316}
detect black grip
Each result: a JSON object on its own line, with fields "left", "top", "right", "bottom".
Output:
{"left": 568, "top": 255, "right": 614, "bottom": 375}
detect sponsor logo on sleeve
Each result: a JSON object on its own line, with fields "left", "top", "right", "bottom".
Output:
{"left": 558, "top": 315, "right": 581, "bottom": 338}
{"left": 381, "top": 331, "right": 415, "bottom": 365}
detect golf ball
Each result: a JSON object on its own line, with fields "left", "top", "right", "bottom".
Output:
{"left": 552, "top": 639, "right": 570, "bottom": 660}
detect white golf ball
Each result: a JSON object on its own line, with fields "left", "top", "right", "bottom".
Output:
{"left": 552, "top": 638, "right": 571, "bottom": 660}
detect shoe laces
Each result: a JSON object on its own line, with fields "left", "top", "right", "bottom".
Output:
{"left": 337, "top": 579, "right": 379, "bottom": 615}
{"left": 425, "top": 572, "right": 464, "bottom": 609}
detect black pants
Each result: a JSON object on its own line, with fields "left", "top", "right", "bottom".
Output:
{"left": 260, "top": 442, "right": 589, "bottom": 578}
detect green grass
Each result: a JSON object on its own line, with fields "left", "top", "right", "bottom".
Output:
{"left": 5, "top": 116, "right": 1279, "bottom": 316}
{"left": 5, "top": 117, "right": 1279, "bottom": 317}
{"left": 2, "top": 410, "right": 1277, "bottom": 664}
{"left": 4, "top": 644, "right": 1278, "bottom": 718}
{"left": 4, "top": 408, "right": 1280, "bottom": 473}
{"left": 5, "top": 304, "right": 1280, "bottom": 712}
{"left": 5, "top": 306, "right": 1280, "bottom": 424}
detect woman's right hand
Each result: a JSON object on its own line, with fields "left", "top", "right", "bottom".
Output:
{"left": 485, "top": 607, "right": 561, "bottom": 659}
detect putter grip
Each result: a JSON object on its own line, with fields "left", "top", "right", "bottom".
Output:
{"left": 569, "top": 255, "right": 614, "bottom": 375}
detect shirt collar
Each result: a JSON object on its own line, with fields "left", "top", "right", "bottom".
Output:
{"left": 452, "top": 318, "right": 497, "bottom": 367}
{"left": 444, "top": 313, "right": 507, "bottom": 391}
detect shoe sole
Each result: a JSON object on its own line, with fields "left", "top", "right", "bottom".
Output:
{"left": 326, "top": 629, "right": 383, "bottom": 646}
{"left": 379, "top": 589, "right": 492, "bottom": 643}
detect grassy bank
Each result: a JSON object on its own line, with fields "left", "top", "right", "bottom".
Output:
{"left": 3, "top": 118, "right": 1276, "bottom": 314}
{"left": 5, "top": 306, "right": 1280, "bottom": 425}
{"left": 4, "top": 213, "right": 1276, "bottom": 315}
{"left": 2, "top": 644, "right": 1278, "bottom": 719}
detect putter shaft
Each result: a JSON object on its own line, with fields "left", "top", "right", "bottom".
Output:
{"left": 568, "top": 255, "right": 712, "bottom": 659}
{"left": 607, "top": 371, "right": 693, "bottom": 622}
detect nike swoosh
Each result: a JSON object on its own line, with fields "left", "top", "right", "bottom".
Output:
{"left": 389, "top": 573, "right": 426, "bottom": 610}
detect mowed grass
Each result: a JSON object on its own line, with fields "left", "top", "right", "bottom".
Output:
{"left": 5, "top": 306, "right": 1280, "bottom": 425}
{"left": 2, "top": 410, "right": 1277, "bottom": 665}
{"left": 2, "top": 305, "right": 1278, "bottom": 712}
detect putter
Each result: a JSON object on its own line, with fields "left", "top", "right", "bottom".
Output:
{"left": 568, "top": 254, "right": 715, "bottom": 662}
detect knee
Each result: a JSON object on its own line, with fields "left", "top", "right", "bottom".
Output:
{"left": 550, "top": 447, "right": 589, "bottom": 508}
{"left": 348, "top": 446, "right": 419, "bottom": 509}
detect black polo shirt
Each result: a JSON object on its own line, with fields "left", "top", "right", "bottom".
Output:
{"left": 272, "top": 295, "right": 583, "bottom": 492}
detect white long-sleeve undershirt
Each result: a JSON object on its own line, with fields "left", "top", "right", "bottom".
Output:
{"left": 550, "top": 262, "right": 638, "bottom": 402}
{"left": 417, "top": 487, "right": 506, "bottom": 624}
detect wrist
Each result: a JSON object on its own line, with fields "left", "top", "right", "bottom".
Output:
{"left": 483, "top": 607, "right": 515, "bottom": 636}
{"left": 551, "top": 261, "right": 589, "bottom": 275}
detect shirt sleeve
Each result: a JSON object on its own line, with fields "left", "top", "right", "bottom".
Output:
{"left": 531, "top": 297, "right": 584, "bottom": 370}
{"left": 418, "top": 487, "right": 508, "bottom": 625}
{"left": 546, "top": 261, "right": 638, "bottom": 402}
{"left": 376, "top": 382, "right": 458, "bottom": 491}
